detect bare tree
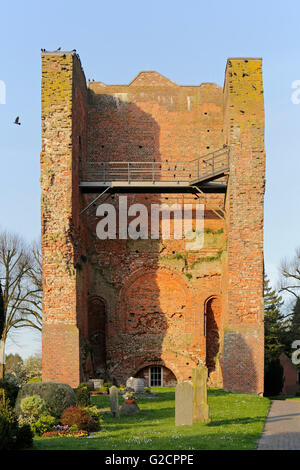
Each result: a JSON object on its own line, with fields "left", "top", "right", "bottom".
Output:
{"left": 280, "top": 247, "right": 300, "bottom": 301}
{"left": 0, "top": 231, "right": 42, "bottom": 379}
{"left": 0, "top": 282, "right": 4, "bottom": 378}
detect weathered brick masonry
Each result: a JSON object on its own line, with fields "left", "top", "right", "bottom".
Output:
{"left": 41, "top": 52, "right": 265, "bottom": 393}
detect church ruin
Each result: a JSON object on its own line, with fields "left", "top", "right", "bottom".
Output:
{"left": 41, "top": 51, "right": 265, "bottom": 394}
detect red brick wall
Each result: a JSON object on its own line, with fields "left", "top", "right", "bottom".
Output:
{"left": 222, "top": 59, "right": 265, "bottom": 394}
{"left": 88, "top": 75, "right": 224, "bottom": 163}
{"left": 41, "top": 52, "right": 88, "bottom": 387}
{"left": 84, "top": 72, "right": 226, "bottom": 385}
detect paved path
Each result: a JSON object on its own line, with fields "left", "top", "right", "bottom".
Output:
{"left": 257, "top": 400, "right": 300, "bottom": 450}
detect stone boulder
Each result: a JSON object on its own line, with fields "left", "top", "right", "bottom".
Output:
{"left": 120, "top": 401, "right": 141, "bottom": 414}
{"left": 15, "top": 382, "right": 76, "bottom": 419}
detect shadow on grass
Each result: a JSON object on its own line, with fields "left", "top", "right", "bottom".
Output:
{"left": 95, "top": 388, "right": 259, "bottom": 427}
{"left": 32, "top": 387, "right": 269, "bottom": 451}
{"left": 266, "top": 395, "right": 300, "bottom": 400}
{"left": 33, "top": 428, "right": 263, "bottom": 451}
{"left": 207, "top": 416, "right": 267, "bottom": 427}
{"left": 102, "top": 406, "right": 175, "bottom": 425}
{"left": 207, "top": 388, "right": 232, "bottom": 397}
{"left": 91, "top": 390, "right": 176, "bottom": 408}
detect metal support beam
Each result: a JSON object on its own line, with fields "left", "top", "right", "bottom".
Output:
{"left": 191, "top": 185, "right": 226, "bottom": 220}
{"left": 79, "top": 186, "right": 110, "bottom": 215}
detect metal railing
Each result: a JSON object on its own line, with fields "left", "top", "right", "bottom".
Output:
{"left": 80, "top": 147, "right": 229, "bottom": 185}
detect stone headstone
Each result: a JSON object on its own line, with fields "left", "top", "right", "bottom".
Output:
{"left": 91, "top": 379, "right": 104, "bottom": 390}
{"left": 192, "top": 365, "right": 210, "bottom": 423}
{"left": 126, "top": 377, "right": 135, "bottom": 390}
{"left": 175, "top": 381, "right": 193, "bottom": 426}
{"left": 126, "top": 377, "right": 146, "bottom": 393}
{"left": 109, "top": 386, "right": 120, "bottom": 417}
{"left": 133, "top": 378, "right": 146, "bottom": 393}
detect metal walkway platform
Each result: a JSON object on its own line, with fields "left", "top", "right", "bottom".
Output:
{"left": 79, "top": 147, "right": 229, "bottom": 193}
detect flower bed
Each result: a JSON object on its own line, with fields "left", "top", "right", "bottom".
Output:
{"left": 42, "top": 424, "right": 89, "bottom": 438}
{"left": 42, "top": 429, "right": 89, "bottom": 438}
{"left": 16, "top": 392, "right": 102, "bottom": 440}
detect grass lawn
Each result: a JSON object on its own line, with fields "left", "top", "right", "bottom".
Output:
{"left": 32, "top": 388, "right": 270, "bottom": 451}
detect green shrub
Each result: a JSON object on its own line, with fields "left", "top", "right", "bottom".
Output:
{"left": 75, "top": 386, "right": 90, "bottom": 407}
{"left": 61, "top": 406, "right": 99, "bottom": 432}
{"left": 0, "top": 394, "right": 33, "bottom": 450}
{"left": 20, "top": 395, "right": 47, "bottom": 425}
{"left": 97, "top": 386, "right": 108, "bottom": 393}
{"left": 15, "top": 382, "right": 76, "bottom": 419}
{"left": 0, "top": 379, "right": 19, "bottom": 407}
{"left": 69, "top": 424, "right": 79, "bottom": 432}
{"left": 0, "top": 395, "right": 19, "bottom": 450}
{"left": 31, "top": 414, "right": 57, "bottom": 436}
{"left": 27, "top": 376, "right": 42, "bottom": 384}
{"left": 16, "top": 423, "right": 33, "bottom": 449}
{"left": 84, "top": 405, "right": 103, "bottom": 427}
{"left": 77, "top": 382, "right": 88, "bottom": 389}
{"left": 104, "top": 382, "right": 113, "bottom": 389}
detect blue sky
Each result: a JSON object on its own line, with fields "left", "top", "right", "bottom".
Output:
{"left": 1, "top": 0, "right": 300, "bottom": 358}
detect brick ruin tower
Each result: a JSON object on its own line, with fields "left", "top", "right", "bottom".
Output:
{"left": 41, "top": 52, "right": 265, "bottom": 394}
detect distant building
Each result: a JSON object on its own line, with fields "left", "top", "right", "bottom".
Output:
{"left": 280, "top": 353, "right": 300, "bottom": 396}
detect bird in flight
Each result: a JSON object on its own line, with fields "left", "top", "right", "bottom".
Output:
{"left": 14, "top": 116, "right": 21, "bottom": 125}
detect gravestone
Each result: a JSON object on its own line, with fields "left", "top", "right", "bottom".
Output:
{"left": 133, "top": 378, "right": 146, "bottom": 393}
{"left": 90, "top": 379, "right": 104, "bottom": 390}
{"left": 109, "top": 386, "right": 120, "bottom": 417}
{"left": 126, "top": 377, "right": 146, "bottom": 393}
{"left": 175, "top": 381, "right": 193, "bottom": 426}
{"left": 192, "top": 365, "right": 210, "bottom": 423}
{"left": 126, "top": 377, "right": 135, "bottom": 390}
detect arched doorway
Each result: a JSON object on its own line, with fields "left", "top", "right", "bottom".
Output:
{"left": 136, "top": 365, "right": 177, "bottom": 387}
{"left": 205, "top": 296, "right": 221, "bottom": 375}
{"left": 88, "top": 296, "right": 106, "bottom": 377}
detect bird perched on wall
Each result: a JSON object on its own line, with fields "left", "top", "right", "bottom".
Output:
{"left": 14, "top": 116, "right": 21, "bottom": 125}
{"left": 41, "top": 48, "right": 46, "bottom": 52}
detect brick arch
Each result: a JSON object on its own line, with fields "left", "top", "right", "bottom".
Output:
{"left": 204, "top": 295, "right": 222, "bottom": 375}
{"left": 87, "top": 295, "right": 107, "bottom": 376}
{"left": 119, "top": 265, "right": 191, "bottom": 298}
{"left": 134, "top": 357, "right": 180, "bottom": 382}
{"left": 119, "top": 266, "right": 191, "bottom": 333}
{"left": 109, "top": 353, "right": 182, "bottom": 385}
{"left": 110, "top": 266, "right": 194, "bottom": 384}
{"left": 136, "top": 364, "right": 178, "bottom": 387}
